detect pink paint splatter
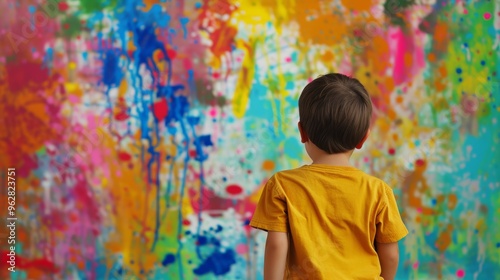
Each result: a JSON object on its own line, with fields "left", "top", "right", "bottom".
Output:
{"left": 457, "top": 269, "right": 465, "bottom": 278}
{"left": 236, "top": 244, "right": 248, "bottom": 254}
{"left": 183, "top": 59, "right": 193, "bottom": 69}
{"left": 68, "top": 94, "right": 80, "bottom": 104}
{"left": 209, "top": 108, "right": 217, "bottom": 117}
{"left": 484, "top": 13, "right": 491, "bottom": 20}
{"left": 412, "top": 261, "right": 419, "bottom": 269}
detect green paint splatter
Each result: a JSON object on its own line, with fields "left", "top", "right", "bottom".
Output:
{"left": 76, "top": 0, "right": 120, "bottom": 14}
{"left": 60, "top": 15, "right": 82, "bottom": 39}
{"left": 383, "top": 0, "right": 415, "bottom": 26}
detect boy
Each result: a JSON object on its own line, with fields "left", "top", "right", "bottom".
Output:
{"left": 250, "top": 73, "right": 408, "bottom": 280}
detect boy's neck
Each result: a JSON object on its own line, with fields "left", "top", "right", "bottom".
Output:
{"left": 311, "top": 153, "right": 352, "bottom": 167}
{"left": 309, "top": 148, "right": 354, "bottom": 167}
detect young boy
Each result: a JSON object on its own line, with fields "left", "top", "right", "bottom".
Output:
{"left": 250, "top": 73, "right": 408, "bottom": 280}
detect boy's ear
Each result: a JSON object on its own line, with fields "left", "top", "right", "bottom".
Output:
{"left": 298, "top": 122, "right": 308, "bottom": 143}
{"left": 355, "top": 129, "right": 370, "bottom": 149}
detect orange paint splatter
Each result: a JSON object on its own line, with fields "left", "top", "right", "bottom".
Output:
{"left": 396, "top": 96, "right": 404, "bottom": 104}
{"left": 262, "top": 159, "right": 275, "bottom": 171}
{"left": 340, "top": 0, "right": 373, "bottom": 11}
{"left": 428, "top": 52, "right": 436, "bottom": 62}
{"left": 436, "top": 224, "right": 453, "bottom": 252}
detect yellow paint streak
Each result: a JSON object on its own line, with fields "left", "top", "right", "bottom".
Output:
{"left": 65, "top": 82, "right": 81, "bottom": 94}
{"left": 232, "top": 39, "right": 255, "bottom": 118}
{"left": 233, "top": 2, "right": 272, "bottom": 26}
{"left": 118, "top": 79, "right": 128, "bottom": 99}
{"left": 257, "top": 0, "right": 294, "bottom": 33}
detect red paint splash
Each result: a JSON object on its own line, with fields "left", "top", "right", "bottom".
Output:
{"left": 152, "top": 98, "right": 169, "bottom": 121}
{"left": 115, "top": 111, "right": 129, "bottom": 121}
{"left": 189, "top": 150, "right": 197, "bottom": 158}
{"left": 416, "top": 159, "right": 426, "bottom": 166}
{"left": 167, "top": 49, "right": 177, "bottom": 59}
{"left": 58, "top": 2, "right": 69, "bottom": 11}
{"left": 0, "top": 252, "right": 59, "bottom": 273}
{"left": 6, "top": 61, "right": 50, "bottom": 93}
{"left": 226, "top": 184, "right": 243, "bottom": 195}
{"left": 118, "top": 151, "right": 132, "bottom": 161}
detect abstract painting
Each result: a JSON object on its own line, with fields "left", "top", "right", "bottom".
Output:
{"left": 0, "top": 0, "right": 499, "bottom": 279}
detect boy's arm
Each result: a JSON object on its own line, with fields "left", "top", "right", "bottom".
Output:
{"left": 376, "top": 242, "right": 399, "bottom": 280}
{"left": 264, "top": 231, "right": 288, "bottom": 280}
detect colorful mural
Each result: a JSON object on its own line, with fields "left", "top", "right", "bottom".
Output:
{"left": 0, "top": 0, "right": 499, "bottom": 279}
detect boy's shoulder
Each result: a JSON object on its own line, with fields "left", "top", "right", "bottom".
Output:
{"left": 271, "top": 164, "right": 391, "bottom": 191}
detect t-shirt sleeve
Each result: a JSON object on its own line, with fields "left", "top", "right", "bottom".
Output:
{"left": 375, "top": 185, "right": 408, "bottom": 243}
{"left": 249, "top": 175, "right": 288, "bottom": 232}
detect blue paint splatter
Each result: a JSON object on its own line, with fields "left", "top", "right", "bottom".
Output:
{"left": 42, "top": 47, "right": 54, "bottom": 72}
{"left": 187, "top": 116, "right": 200, "bottom": 125}
{"left": 102, "top": 49, "right": 123, "bottom": 87}
{"left": 193, "top": 249, "right": 237, "bottom": 276}
{"left": 179, "top": 17, "right": 189, "bottom": 39}
{"left": 161, "top": 253, "right": 176, "bottom": 266}
{"left": 214, "top": 225, "right": 223, "bottom": 232}
{"left": 197, "top": 236, "right": 208, "bottom": 245}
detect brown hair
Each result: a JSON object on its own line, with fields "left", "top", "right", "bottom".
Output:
{"left": 298, "top": 73, "right": 372, "bottom": 154}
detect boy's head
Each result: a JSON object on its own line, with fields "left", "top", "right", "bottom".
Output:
{"left": 298, "top": 73, "right": 372, "bottom": 154}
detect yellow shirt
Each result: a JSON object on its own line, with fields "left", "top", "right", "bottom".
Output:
{"left": 250, "top": 164, "right": 408, "bottom": 279}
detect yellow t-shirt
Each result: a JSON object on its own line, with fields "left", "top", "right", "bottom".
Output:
{"left": 250, "top": 164, "right": 408, "bottom": 279}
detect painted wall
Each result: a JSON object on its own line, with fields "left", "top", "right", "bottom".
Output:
{"left": 0, "top": 0, "right": 499, "bottom": 279}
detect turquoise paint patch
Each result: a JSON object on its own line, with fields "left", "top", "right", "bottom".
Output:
{"left": 245, "top": 82, "right": 273, "bottom": 120}
{"left": 284, "top": 137, "right": 303, "bottom": 160}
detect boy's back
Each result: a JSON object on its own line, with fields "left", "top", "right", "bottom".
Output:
{"left": 251, "top": 164, "right": 407, "bottom": 279}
